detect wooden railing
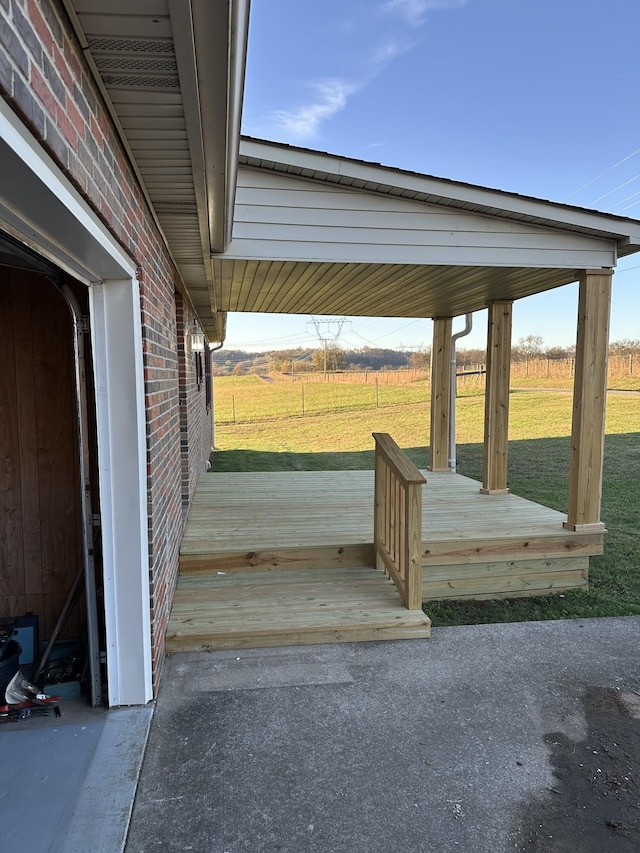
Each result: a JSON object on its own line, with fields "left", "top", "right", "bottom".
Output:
{"left": 372, "top": 433, "right": 426, "bottom": 611}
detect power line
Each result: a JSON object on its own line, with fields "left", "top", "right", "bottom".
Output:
{"left": 224, "top": 331, "right": 314, "bottom": 348}
{"left": 341, "top": 329, "right": 391, "bottom": 348}
{"left": 588, "top": 172, "right": 640, "bottom": 207}
{"left": 605, "top": 189, "right": 640, "bottom": 213}
{"left": 563, "top": 147, "right": 640, "bottom": 201}
{"left": 613, "top": 198, "right": 640, "bottom": 215}
{"left": 614, "top": 263, "right": 640, "bottom": 273}
{"left": 369, "top": 318, "right": 425, "bottom": 341}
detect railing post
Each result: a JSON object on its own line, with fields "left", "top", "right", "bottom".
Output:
{"left": 373, "top": 448, "right": 385, "bottom": 574}
{"left": 373, "top": 433, "right": 427, "bottom": 611}
{"left": 404, "top": 482, "right": 423, "bottom": 610}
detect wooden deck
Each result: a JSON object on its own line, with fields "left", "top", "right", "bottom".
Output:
{"left": 167, "top": 566, "right": 431, "bottom": 652}
{"left": 168, "top": 470, "right": 603, "bottom": 652}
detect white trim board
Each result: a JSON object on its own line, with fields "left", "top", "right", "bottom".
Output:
{"left": 0, "top": 99, "right": 152, "bottom": 706}
{"left": 0, "top": 100, "right": 135, "bottom": 281}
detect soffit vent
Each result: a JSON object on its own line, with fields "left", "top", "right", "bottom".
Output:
{"left": 87, "top": 35, "right": 179, "bottom": 89}
{"left": 95, "top": 56, "right": 177, "bottom": 73}
{"left": 101, "top": 75, "right": 180, "bottom": 89}
{"left": 87, "top": 37, "right": 176, "bottom": 55}
{"left": 155, "top": 203, "right": 198, "bottom": 215}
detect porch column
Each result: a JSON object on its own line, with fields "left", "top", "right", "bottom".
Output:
{"left": 429, "top": 316, "right": 452, "bottom": 471}
{"left": 481, "top": 300, "right": 513, "bottom": 494}
{"left": 564, "top": 270, "right": 612, "bottom": 531}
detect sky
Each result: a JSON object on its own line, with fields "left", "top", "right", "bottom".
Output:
{"left": 227, "top": 0, "right": 640, "bottom": 353}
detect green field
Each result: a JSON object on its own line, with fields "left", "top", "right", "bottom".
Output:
{"left": 211, "top": 376, "right": 640, "bottom": 626}
{"left": 214, "top": 376, "right": 638, "bottom": 454}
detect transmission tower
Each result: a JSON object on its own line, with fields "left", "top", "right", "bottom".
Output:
{"left": 307, "top": 317, "right": 351, "bottom": 375}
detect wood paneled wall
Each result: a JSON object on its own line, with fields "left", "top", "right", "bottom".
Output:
{"left": 0, "top": 269, "right": 83, "bottom": 639}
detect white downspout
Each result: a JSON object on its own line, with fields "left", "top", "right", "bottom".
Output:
{"left": 449, "top": 313, "right": 473, "bottom": 472}
{"left": 210, "top": 341, "right": 224, "bottom": 452}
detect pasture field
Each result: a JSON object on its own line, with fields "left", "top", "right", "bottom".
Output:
{"left": 214, "top": 377, "right": 639, "bottom": 453}
{"left": 211, "top": 376, "right": 640, "bottom": 626}
{"left": 214, "top": 374, "right": 432, "bottom": 424}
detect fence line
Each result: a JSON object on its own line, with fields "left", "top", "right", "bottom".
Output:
{"left": 248, "top": 356, "right": 636, "bottom": 383}
{"left": 216, "top": 357, "right": 637, "bottom": 425}
{"left": 273, "top": 368, "right": 431, "bottom": 385}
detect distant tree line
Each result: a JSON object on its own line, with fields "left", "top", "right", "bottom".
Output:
{"left": 212, "top": 346, "right": 422, "bottom": 375}
{"left": 212, "top": 338, "right": 640, "bottom": 376}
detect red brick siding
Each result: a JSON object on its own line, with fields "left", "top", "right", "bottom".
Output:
{"left": 0, "top": 0, "right": 212, "bottom": 694}
{"left": 175, "top": 291, "right": 213, "bottom": 518}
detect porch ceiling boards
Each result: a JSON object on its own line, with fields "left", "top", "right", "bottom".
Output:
{"left": 213, "top": 260, "right": 581, "bottom": 319}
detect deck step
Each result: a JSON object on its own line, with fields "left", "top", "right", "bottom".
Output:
{"left": 179, "top": 543, "right": 374, "bottom": 575}
{"left": 166, "top": 566, "right": 431, "bottom": 652}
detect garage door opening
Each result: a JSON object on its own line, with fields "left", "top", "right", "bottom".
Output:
{"left": 0, "top": 234, "right": 104, "bottom": 707}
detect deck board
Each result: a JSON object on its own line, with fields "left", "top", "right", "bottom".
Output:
{"left": 181, "top": 470, "right": 603, "bottom": 566}
{"left": 170, "top": 469, "right": 602, "bottom": 651}
{"left": 167, "top": 566, "right": 431, "bottom": 652}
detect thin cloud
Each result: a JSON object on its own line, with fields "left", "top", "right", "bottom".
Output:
{"left": 370, "top": 35, "right": 415, "bottom": 71}
{"left": 261, "top": 37, "right": 408, "bottom": 142}
{"left": 268, "top": 80, "right": 357, "bottom": 141}
{"left": 251, "top": 1, "right": 469, "bottom": 141}
{"left": 382, "top": 0, "right": 468, "bottom": 28}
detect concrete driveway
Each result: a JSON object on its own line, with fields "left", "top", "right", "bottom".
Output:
{"left": 126, "top": 617, "right": 640, "bottom": 853}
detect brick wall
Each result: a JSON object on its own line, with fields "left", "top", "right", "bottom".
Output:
{"left": 0, "top": 0, "right": 212, "bottom": 693}
{"left": 175, "top": 291, "right": 213, "bottom": 518}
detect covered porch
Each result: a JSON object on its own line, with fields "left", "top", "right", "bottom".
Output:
{"left": 167, "top": 467, "right": 603, "bottom": 652}
{"left": 169, "top": 138, "right": 637, "bottom": 653}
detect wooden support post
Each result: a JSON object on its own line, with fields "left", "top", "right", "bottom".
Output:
{"left": 481, "top": 300, "right": 513, "bottom": 494}
{"left": 429, "top": 317, "right": 452, "bottom": 471}
{"left": 564, "top": 270, "right": 612, "bottom": 531}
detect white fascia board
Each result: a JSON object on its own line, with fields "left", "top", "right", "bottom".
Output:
{"left": 169, "top": 0, "right": 211, "bottom": 271}
{"left": 224, "top": 0, "right": 251, "bottom": 248}
{"left": 239, "top": 139, "right": 640, "bottom": 252}
{"left": 191, "top": 0, "right": 250, "bottom": 255}
{"left": 0, "top": 98, "right": 135, "bottom": 281}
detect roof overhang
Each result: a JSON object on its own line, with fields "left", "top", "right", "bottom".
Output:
{"left": 64, "top": 0, "right": 250, "bottom": 342}
{"left": 239, "top": 138, "right": 640, "bottom": 255}
{"left": 54, "top": 8, "right": 640, "bottom": 332}
{"left": 208, "top": 137, "right": 640, "bottom": 320}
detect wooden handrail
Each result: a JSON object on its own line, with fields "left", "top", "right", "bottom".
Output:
{"left": 372, "top": 433, "right": 426, "bottom": 611}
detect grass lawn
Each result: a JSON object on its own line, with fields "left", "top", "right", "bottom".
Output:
{"left": 211, "top": 386, "right": 640, "bottom": 627}
{"left": 215, "top": 389, "right": 638, "bottom": 453}
{"left": 429, "top": 433, "right": 640, "bottom": 625}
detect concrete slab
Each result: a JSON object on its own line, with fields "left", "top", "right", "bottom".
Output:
{"left": 1, "top": 699, "right": 153, "bottom": 853}
{"left": 126, "top": 616, "right": 640, "bottom": 853}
